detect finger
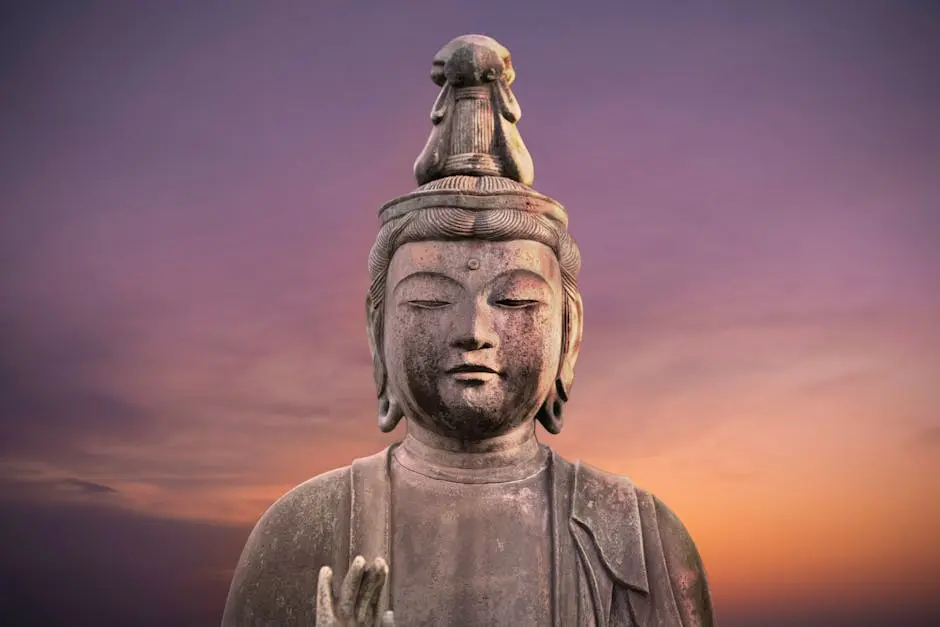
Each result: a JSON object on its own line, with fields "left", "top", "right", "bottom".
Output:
{"left": 355, "top": 557, "right": 388, "bottom": 625}
{"left": 316, "top": 566, "right": 336, "bottom": 624}
{"left": 338, "top": 555, "right": 367, "bottom": 620}
{"left": 353, "top": 560, "right": 380, "bottom": 625}
{"left": 381, "top": 610, "right": 396, "bottom": 627}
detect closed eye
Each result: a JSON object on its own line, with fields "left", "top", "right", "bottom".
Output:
{"left": 495, "top": 299, "right": 541, "bottom": 309}
{"left": 407, "top": 300, "right": 452, "bottom": 309}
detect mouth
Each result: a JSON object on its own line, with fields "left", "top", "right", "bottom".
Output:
{"left": 446, "top": 364, "right": 500, "bottom": 375}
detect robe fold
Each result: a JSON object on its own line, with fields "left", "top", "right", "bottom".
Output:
{"left": 222, "top": 444, "right": 716, "bottom": 626}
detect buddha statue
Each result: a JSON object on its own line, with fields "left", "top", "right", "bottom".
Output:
{"left": 222, "top": 34, "right": 716, "bottom": 627}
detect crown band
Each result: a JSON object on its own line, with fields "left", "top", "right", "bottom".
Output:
{"left": 378, "top": 188, "right": 568, "bottom": 228}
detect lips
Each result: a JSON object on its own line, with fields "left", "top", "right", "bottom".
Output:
{"left": 446, "top": 363, "right": 500, "bottom": 375}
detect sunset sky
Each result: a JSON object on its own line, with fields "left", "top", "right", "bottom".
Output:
{"left": 1, "top": 1, "right": 938, "bottom": 625}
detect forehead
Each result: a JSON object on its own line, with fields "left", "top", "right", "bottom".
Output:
{"left": 388, "top": 239, "right": 560, "bottom": 282}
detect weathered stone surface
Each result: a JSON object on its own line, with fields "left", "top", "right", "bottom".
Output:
{"left": 222, "top": 34, "right": 716, "bottom": 627}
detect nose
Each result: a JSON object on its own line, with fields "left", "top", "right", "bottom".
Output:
{"left": 450, "top": 297, "right": 498, "bottom": 351}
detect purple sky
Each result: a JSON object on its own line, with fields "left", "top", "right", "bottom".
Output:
{"left": 2, "top": 1, "right": 939, "bottom": 625}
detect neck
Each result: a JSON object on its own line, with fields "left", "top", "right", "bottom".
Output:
{"left": 401, "top": 419, "right": 542, "bottom": 471}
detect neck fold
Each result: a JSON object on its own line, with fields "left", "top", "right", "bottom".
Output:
{"left": 395, "top": 419, "right": 547, "bottom": 483}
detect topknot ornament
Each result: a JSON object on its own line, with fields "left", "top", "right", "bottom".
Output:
{"left": 414, "top": 34, "right": 532, "bottom": 185}
{"left": 379, "top": 34, "right": 567, "bottom": 229}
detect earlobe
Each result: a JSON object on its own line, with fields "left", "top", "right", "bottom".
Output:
{"left": 378, "top": 394, "right": 404, "bottom": 432}
{"left": 536, "top": 378, "right": 566, "bottom": 434}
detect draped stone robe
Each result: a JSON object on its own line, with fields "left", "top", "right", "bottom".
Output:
{"left": 222, "top": 444, "right": 716, "bottom": 626}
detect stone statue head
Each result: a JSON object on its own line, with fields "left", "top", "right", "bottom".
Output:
{"left": 366, "top": 34, "right": 583, "bottom": 439}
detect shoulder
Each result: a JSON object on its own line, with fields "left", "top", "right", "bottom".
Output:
{"left": 256, "top": 464, "right": 352, "bottom": 539}
{"left": 222, "top": 465, "right": 352, "bottom": 626}
{"left": 571, "top": 458, "right": 702, "bottom": 561}
{"left": 571, "top": 459, "right": 715, "bottom": 625}
{"left": 640, "top": 488, "right": 716, "bottom": 625}
{"left": 642, "top": 489, "right": 703, "bottom": 573}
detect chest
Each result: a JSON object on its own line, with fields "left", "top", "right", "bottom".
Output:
{"left": 388, "top": 466, "right": 553, "bottom": 626}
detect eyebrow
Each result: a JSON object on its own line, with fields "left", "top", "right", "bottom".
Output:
{"left": 487, "top": 268, "right": 555, "bottom": 294}
{"left": 392, "top": 271, "right": 462, "bottom": 295}
{"left": 489, "top": 268, "right": 552, "bottom": 286}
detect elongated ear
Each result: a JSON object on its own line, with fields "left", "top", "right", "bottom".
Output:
{"left": 537, "top": 290, "right": 583, "bottom": 435}
{"left": 366, "top": 295, "right": 402, "bottom": 432}
{"left": 365, "top": 295, "right": 386, "bottom": 398}
{"left": 558, "top": 291, "right": 584, "bottom": 400}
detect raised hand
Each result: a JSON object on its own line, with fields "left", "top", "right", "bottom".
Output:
{"left": 316, "top": 555, "right": 395, "bottom": 627}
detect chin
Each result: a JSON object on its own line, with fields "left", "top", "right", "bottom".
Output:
{"left": 434, "top": 404, "right": 529, "bottom": 440}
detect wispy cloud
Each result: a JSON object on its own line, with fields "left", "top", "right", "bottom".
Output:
{"left": 56, "top": 478, "right": 119, "bottom": 494}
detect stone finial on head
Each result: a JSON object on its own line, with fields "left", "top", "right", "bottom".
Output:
{"left": 414, "top": 34, "right": 534, "bottom": 186}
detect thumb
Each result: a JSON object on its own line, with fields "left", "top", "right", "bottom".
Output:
{"left": 316, "top": 566, "right": 336, "bottom": 623}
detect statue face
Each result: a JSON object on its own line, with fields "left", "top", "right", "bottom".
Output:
{"left": 384, "top": 239, "right": 563, "bottom": 440}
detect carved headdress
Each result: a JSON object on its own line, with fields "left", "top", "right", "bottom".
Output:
{"left": 378, "top": 34, "right": 568, "bottom": 228}
{"left": 368, "top": 34, "right": 583, "bottom": 435}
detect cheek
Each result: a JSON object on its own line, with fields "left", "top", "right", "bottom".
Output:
{"left": 499, "top": 308, "right": 561, "bottom": 371}
{"left": 387, "top": 311, "right": 445, "bottom": 381}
